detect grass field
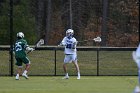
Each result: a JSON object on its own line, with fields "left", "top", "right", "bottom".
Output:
{"left": 0, "top": 76, "right": 138, "bottom": 93}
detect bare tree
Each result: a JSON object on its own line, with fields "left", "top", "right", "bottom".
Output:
{"left": 45, "top": 0, "right": 52, "bottom": 45}
{"left": 35, "top": 0, "right": 45, "bottom": 40}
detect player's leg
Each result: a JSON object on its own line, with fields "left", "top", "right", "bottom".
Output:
{"left": 63, "top": 63, "right": 69, "bottom": 79}
{"left": 62, "top": 55, "right": 70, "bottom": 79}
{"left": 15, "top": 67, "right": 22, "bottom": 80}
{"left": 22, "top": 57, "right": 31, "bottom": 79}
{"left": 73, "top": 62, "right": 80, "bottom": 79}
{"left": 72, "top": 54, "right": 80, "bottom": 79}
{"left": 15, "top": 58, "right": 23, "bottom": 80}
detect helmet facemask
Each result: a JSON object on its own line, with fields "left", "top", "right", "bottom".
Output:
{"left": 66, "top": 29, "right": 74, "bottom": 39}
{"left": 17, "top": 32, "right": 24, "bottom": 39}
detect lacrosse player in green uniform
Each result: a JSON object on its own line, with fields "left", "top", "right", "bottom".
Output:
{"left": 14, "top": 32, "right": 34, "bottom": 80}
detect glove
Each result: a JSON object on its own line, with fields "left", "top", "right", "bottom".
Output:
{"left": 72, "top": 41, "right": 77, "bottom": 49}
{"left": 29, "top": 48, "right": 34, "bottom": 52}
{"left": 58, "top": 42, "right": 66, "bottom": 46}
{"left": 26, "top": 47, "right": 34, "bottom": 54}
{"left": 72, "top": 45, "right": 76, "bottom": 49}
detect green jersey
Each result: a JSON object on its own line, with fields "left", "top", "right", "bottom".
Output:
{"left": 14, "top": 39, "right": 28, "bottom": 58}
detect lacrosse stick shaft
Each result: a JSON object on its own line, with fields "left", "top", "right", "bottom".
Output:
{"left": 78, "top": 37, "right": 101, "bottom": 43}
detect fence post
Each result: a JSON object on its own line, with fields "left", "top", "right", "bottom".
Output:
{"left": 54, "top": 48, "right": 57, "bottom": 76}
{"left": 97, "top": 48, "right": 99, "bottom": 76}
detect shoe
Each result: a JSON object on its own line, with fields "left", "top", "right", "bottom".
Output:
{"left": 62, "top": 76, "right": 69, "bottom": 79}
{"left": 22, "top": 73, "right": 29, "bottom": 79}
{"left": 77, "top": 76, "right": 80, "bottom": 80}
{"left": 15, "top": 76, "right": 20, "bottom": 80}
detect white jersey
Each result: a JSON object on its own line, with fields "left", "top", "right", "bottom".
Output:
{"left": 61, "top": 37, "right": 77, "bottom": 54}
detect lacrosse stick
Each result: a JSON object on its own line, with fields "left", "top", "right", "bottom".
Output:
{"left": 93, "top": 36, "right": 102, "bottom": 42}
{"left": 27, "top": 39, "right": 44, "bottom": 54}
{"left": 78, "top": 36, "right": 102, "bottom": 43}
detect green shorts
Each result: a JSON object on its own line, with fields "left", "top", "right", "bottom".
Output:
{"left": 15, "top": 57, "right": 30, "bottom": 66}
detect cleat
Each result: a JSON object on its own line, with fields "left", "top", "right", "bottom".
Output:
{"left": 22, "top": 73, "right": 29, "bottom": 79}
{"left": 62, "top": 76, "right": 69, "bottom": 79}
{"left": 15, "top": 76, "right": 20, "bottom": 80}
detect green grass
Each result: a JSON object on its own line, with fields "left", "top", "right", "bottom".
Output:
{"left": 0, "top": 76, "right": 138, "bottom": 93}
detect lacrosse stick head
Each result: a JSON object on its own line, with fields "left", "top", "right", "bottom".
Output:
{"left": 36, "top": 39, "right": 44, "bottom": 47}
{"left": 93, "top": 36, "right": 102, "bottom": 42}
{"left": 27, "top": 39, "right": 44, "bottom": 54}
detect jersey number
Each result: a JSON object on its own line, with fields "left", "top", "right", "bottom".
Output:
{"left": 15, "top": 42, "right": 22, "bottom": 52}
{"left": 66, "top": 44, "right": 72, "bottom": 49}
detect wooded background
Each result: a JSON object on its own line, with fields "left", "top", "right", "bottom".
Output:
{"left": 0, "top": 0, "right": 139, "bottom": 46}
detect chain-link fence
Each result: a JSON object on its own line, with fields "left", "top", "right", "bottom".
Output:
{"left": 0, "top": 46, "right": 137, "bottom": 76}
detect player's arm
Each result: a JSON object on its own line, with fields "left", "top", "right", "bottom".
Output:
{"left": 58, "top": 37, "right": 67, "bottom": 46}
{"left": 26, "top": 46, "right": 34, "bottom": 52}
{"left": 24, "top": 41, "right": 34, "bottom": 53}
{"left": 72, "top": 38, "right": 78, "bottom": 49}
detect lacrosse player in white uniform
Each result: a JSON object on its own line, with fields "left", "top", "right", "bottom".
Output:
{"left": 58, "top": 29, "right": 80, "bottom": 79}
{"left": 132, "top": 43, "right": 140, "bottom": 93}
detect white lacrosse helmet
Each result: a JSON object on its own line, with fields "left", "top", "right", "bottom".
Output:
{"left": 66, "top": 29, "right": 74, "bottom": 37}
{"left": 17, "top": 32, "right": 24, "bottom": 38}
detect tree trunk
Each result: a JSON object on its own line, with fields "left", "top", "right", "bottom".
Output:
{"left": 35, "top": 0, "right": 44, "bottom": 40}
{"left": 45, "top": 0, "right": 51, "bottom": 45}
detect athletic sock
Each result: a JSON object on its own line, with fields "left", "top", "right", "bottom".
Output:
{"left": 65, "top": 73, "right": 69, "bottom": 77}
{"left": 78, "top": 72, "right": 80, "bottom": 77}
{"left": 16, "top": 74, "right": 19, "bottom": 77}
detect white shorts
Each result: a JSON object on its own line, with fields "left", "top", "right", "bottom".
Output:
{"left": 64, "top": 54, "right": 77, "bottom": 63}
